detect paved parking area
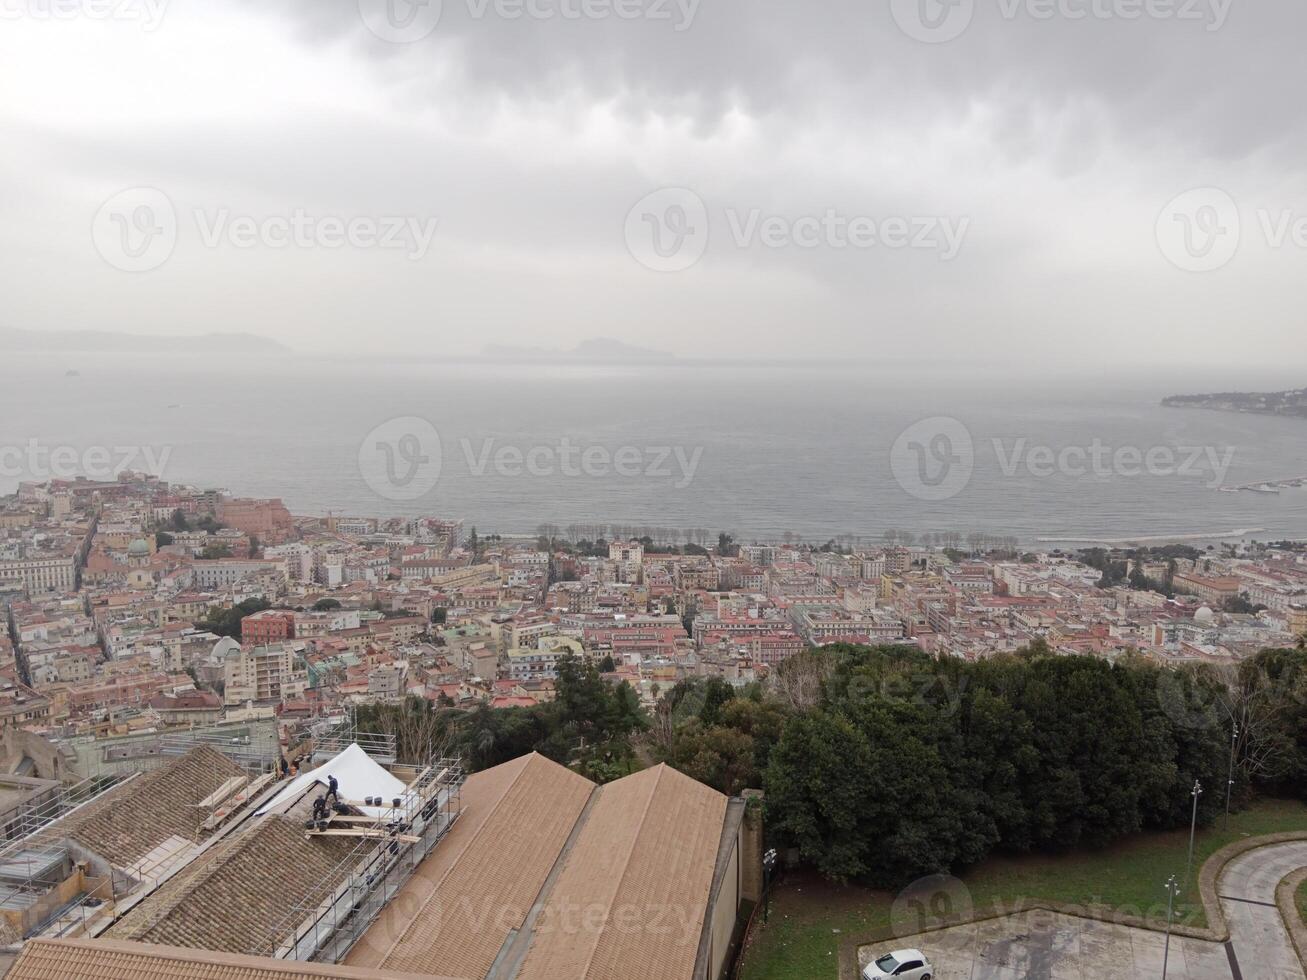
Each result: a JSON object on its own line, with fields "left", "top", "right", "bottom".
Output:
{"left": 858, "top": 909, "right": 1235, "bottom": 979}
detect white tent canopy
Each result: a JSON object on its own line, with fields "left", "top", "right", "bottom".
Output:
{"left": 257, "top": 743, "right": 407, "bottom": 819}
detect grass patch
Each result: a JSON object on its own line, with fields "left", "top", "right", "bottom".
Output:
{"left": 739, "top": 798, "right": 1307, "bottom": 980}
{"left": 1297, "top": 877, "right": 1307, "bottom": 925}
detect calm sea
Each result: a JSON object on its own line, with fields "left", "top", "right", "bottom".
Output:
{"left": 4, "top": 353, "right": 1307, "bottom": 547}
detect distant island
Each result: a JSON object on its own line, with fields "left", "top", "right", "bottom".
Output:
{"left": 1162, "top": 385, "right": 1307, "bottom": 419}
{"left": 482, "top": 337, "right": 677, "bottom": 364}
{"left": 1, "top": 326, "right": 289, "bottom": 354}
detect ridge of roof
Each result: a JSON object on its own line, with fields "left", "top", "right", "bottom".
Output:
{"left": 514, "top": 762, "right": 728, "bottom": 980}
{"left": 376, "top": 753, "right": 592, "bottom": 966}
{"left": 564, "top": 765, "right": 665, "bottom": 980}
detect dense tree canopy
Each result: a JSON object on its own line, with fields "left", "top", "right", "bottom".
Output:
{"left": 652, "top": 644, "right": 1305, "bottom": 888}
{"left": 354, "top": 654, "right": 647, "bottom": 783}
{"left": 348, "top": 642, "right": 1307, "bottom": 890}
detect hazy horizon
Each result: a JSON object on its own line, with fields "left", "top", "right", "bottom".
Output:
{"left": 4, "top": 2, "right": 1307, "bottom": 372}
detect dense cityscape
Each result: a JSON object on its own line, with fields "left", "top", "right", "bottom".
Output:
{"left": 4, "top": 473, "right": 1305, "bottom": 738}
{"left": 0, "top": 469, "right": 1305, "bottom": 980}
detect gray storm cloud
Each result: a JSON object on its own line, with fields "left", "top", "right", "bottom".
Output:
{"left": 1, "top": 0, "right": 1304, "bottom": 368}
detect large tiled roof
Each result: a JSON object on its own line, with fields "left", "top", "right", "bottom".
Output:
{"left": 106, "top": 814, "right": 360, "bottom": 954}
{"left": 38, "top": 752, "right": 736, "bottom": 980}
{"left": 346, "top": 756, "right": 732, "bottom": 980}
{"left": 516, "top": 765, "right": 728, "bottom": 980}
{"left": 345, "top": 753, "right": 595, "bottom": 980}
{"left": 6, "top": 938, "right": 448, "bottom": 980}
{"left": 33, "top": 746, "right": 245, "bottom": 867}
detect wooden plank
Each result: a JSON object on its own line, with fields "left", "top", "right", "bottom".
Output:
{"left": 194, "top": 775, "right": 247, "bottom": 810}
{"left": 403, "top": 766, "right": 432, "bottom": 792}
{"left": 203, "top": 771, "right": 276, "bottom": 831}
{"left": 304, "top": 828, "right": 420, "bottom": 844}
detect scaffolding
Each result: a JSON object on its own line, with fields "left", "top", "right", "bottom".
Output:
{"left": 260, "top": 757, "right": 465, "bottom": 964}
{"left": 60, "top": 718, "right": 284, "bottom": 780}
{"left": 158, "top": 727, "right": 281, "bottom": 773}
{"left": 0, "top": 773, "right": 127, "bottom": 847}
{"left": 310, "top": 715, "right": 397, "bottom": 765}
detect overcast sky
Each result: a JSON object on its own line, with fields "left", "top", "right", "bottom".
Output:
{"left": 2, "top": 0, "right": 1305, "bottom": 369}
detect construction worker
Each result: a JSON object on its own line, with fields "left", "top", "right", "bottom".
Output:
{"left": 326, "top": 774, "right": 340, "bottom": 805}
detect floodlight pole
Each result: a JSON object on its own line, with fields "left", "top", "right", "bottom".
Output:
{"left": 1162, "top": 875, "right": 1179, "bottom": 980}
{"left": 1224, "top": 722, "right": 1239, "bottom": 830}
{"left": 1184, "top": 779, "right": 1203, "bottom": 894}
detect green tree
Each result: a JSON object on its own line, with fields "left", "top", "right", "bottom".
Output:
{"left": 197, "top": 597, "right": 272, "bottom": 639}
{"left": 662, "top": 722, "right": 756, "bottom": 796}
{"left": 765, "top": 711, "right": 877, "bottom": 881}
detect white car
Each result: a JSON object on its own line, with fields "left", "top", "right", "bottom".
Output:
{"left": 861, "top": 948, "right": 933, "bottom": 980}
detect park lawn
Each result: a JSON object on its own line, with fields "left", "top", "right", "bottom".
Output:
{"left": 739, "top": 798, "right": 1307, "bottom": 980}
{"left": 1297, "top": 876, "right": 1307, "bottom": 924}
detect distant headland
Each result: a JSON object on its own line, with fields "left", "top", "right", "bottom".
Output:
{"left": 1162, "top": 385, "right": 1307, "bottom": 419}
{"left": 1, "top": 326, "right": 289, "bottom": 354}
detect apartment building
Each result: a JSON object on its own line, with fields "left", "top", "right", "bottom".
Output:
{"left": 222, "top": 643, "right": 303, "bottom": 705}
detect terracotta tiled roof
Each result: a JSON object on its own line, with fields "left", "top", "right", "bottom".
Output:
{"left": 6, "top": 937, "right": 446, "bottom": 980}
{"left": 106, "top": 815, "right": 360, "bottom": 954}
{"left": 516, "top": 765, "right": 728, "bottom": 980}
{"left": 345, "top": 753, "right": 594, "bottom": 979}
{"left": 33, "top": 746, "right": 245, "bottom": 867}
{"left": 346, "top": 757, "right": 732, "bottom": 980}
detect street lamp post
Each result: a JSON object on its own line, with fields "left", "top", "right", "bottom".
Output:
{"left": 1184, "top": 779, "right": 1203, "bottom": 894}
{"left": 1162, "top": 875, "right": 1179, "bottom": 980}
{"left": 1224, "top": 722, "right": 1239, "bottom": 830}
